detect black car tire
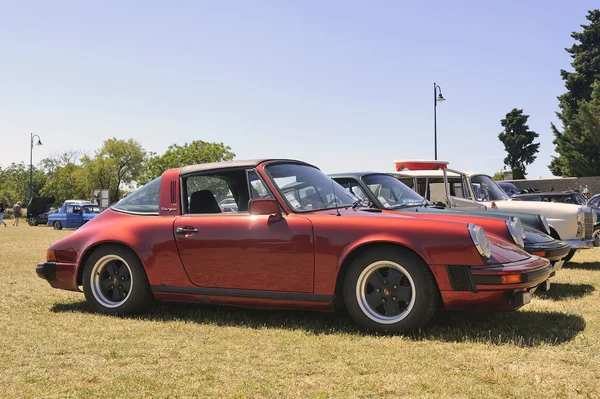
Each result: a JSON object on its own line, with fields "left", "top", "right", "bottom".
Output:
{"left": 28, "top": 218, "right": 38, "bottom": 226}
{"left": 53, "top": 221, "right": 62, "bottom": 230}
{"left": 83, "top": 245, "right": 154, "bottom": 315}
{"left": 343, "top": 247, "right": 438, "bottom": 333}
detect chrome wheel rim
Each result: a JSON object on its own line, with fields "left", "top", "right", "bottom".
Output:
{"left": 90, "top": 254, "right": 133, "bottom": 308}
{"left": 594, "top": 229, "right": 600, "bottom": 241}
{"left": 356, "top": 260, "right": 416, "bottom": 324}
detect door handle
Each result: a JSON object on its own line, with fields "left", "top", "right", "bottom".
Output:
{"left": 176, "top": 227, "right": 199, "bottom": 235}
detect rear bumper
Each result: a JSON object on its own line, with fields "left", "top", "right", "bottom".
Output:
{"left": 439, "top": 256, "right": 552, "bottom": 311}
{"left": 36, "top": 261, "right": 80, "bottom": 292}
{"left": 564, "top": 238, "right": 597, "bottom": 250}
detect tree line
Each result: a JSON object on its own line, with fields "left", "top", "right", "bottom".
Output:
{"left": 0, "top": 139, "right": 234, "bottom": 206}
{"left": 497, "top": 9, "right": 600, "bottom": 179}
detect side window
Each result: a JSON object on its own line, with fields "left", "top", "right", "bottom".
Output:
{"left": 248, "top": 171, "right": 272, "bottom": 199}
{"left": 186, "top": 175, "right": 237, "bottom": 214}
{"left": 333, "top": 178, "right": 368, "bottom": 201}
{"left": 66, "top": 207, "right": 73, "bottom": 214}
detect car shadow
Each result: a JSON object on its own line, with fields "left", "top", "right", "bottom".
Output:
{"left": 51, "top": 301, "right": 584, "bottom": 347}
{"left": 536, "top": 283, "right": 595, "bottom": 301}
{"left": 563, "top": 262, "right": 600, "bottom": 271}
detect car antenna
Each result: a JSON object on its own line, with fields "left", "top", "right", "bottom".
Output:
{"left": 331, "top": 178, "right": 341, "bottom": 216}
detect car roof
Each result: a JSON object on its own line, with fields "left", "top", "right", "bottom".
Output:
{"left": 179, "top": 159, "right": 315, "bottom": 176}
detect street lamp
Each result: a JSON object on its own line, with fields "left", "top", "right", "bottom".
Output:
{"left": 29, "top": 133, "right": 43, "bottom": 202}
{"left": 433, "top": 82, "right": 446, "bottom": 160}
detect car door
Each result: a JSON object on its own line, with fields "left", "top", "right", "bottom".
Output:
{"left": 65, "top": 206, "right": 81, "bottom": 228}
{"left": 173, "top": 169, "right": 315, "bottom": 293}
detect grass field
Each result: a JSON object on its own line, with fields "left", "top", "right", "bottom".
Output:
{"left": 1, "top": 225, "right": 600, "bottom": 398}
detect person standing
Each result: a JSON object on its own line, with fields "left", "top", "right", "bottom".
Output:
{"left": 0, "top": 201, "right": 6, "bottom": 227}
{"left": 12, "top": 201, "right": 22, "bottom": 226}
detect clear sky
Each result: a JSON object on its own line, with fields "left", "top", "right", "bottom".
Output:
{"left": 1, "top": 1, "right": 598, "bottom": 178}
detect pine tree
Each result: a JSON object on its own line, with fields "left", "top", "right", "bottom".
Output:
{"left": 498, "top": 109, "right": 540, "bottom": 180}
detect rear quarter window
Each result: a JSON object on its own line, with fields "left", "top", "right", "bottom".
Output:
{"left": 112, "top": 176, "right": 162, "bottom": 214}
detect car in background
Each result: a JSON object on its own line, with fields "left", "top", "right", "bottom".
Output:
{"left": 497, "top": 182, "right": 520, "bottom": 197}
{"left": 48, "top": 203, "right": 102, "bottom": 230}
{"left": 331, "top": 172, "right": 570, "bottom": 276}
{"left": 588, "top": 194, "right": 600, "bottom": 241}
{"left": 37, "top": 159, "right": 552, "bottom": 333}
{"left": 218, "top": 197, "right": 239, "bottom": 213}
{"left": 392, "top": 160, "right": 598, "bottom": 261}
{"left": 512, "top": 190, "right": 587, "bottom": 205}
{"left": 26, "top": 196, "right": 56, "bottom": 226}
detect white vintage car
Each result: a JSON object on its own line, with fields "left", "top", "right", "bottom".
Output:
{"left": 392, "top": 160, "right": 598, "bottom": 261}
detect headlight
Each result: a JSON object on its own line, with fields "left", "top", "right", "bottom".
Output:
{"left": 537, "top": 215, "right": 551, "bottom": 235}
{"left": 468, "top": 224, "right": 491, "bottom": 260}
{"left": 506, "top": 217, "right": 525, "bottom": 248}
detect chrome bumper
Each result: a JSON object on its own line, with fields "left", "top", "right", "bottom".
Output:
{"left": 564, "top": 238, "right": 597, "bottom": 250}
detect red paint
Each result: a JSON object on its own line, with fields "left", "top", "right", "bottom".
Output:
{"left": 37, "top": 159, "right": 551, "bottom": 315}
{"left": 394, "top": 160, "right": 448, "bottom": 171}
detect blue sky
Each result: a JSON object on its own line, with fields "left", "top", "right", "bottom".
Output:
{"left": 1, "top": 1, "right": 597, "bottom": 179}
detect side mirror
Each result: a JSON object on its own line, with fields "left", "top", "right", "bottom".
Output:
{"left": 249, "top": 198, "right": 282, "bottom": 221}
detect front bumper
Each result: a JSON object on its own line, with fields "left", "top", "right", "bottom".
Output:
{"left": 439, "top": 256, "right": 552, "bottom": 311}
{"left": 524, "top": 241, "right": 570, "bottom": 262}
{"left": 36, "top": 261, "right": 80, "bottom": 292}
{"left": 564, "top": 238, "right": 597, "bottom": 250}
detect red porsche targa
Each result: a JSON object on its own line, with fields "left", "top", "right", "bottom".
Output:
{"left": 37, "top": 159, "right": 552, "bottom": 332}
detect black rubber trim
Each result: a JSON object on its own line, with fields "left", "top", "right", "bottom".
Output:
{"left": 151, "top": 285, "right": 333, "bottom": 303}
{"left": 37, "top": 262, "right": 57, "bottom": 281}
{"left": 472, "top": 263, "right": 553, "bottom": 285}
{"left": 446, "top": 265, "right": 477, "bottom": 292}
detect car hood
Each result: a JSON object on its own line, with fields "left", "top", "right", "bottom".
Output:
{"left": 27, "top": 197, "right": 55, "bottom": 216}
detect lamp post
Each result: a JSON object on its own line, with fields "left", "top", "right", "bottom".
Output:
{"left": 29, "top": 133, "right": 43, "bottom": 202}
{"left": 433, "top": 82, "right": 446, "bottom": 160}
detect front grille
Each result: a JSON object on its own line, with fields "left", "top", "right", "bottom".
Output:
{"left": 584, "top": 210, "right": 593, "bottom": 239}
{"left": 447, "top": 265, "right": 476, "bottom": 292}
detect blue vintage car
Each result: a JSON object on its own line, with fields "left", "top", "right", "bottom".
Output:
{"left": 48, "top": 203, "right": 102, "bottom": 230}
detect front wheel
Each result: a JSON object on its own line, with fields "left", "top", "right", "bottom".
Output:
{"left": 594, "top": 228, "right": 600, "bottom": 242}
{"left": 28, "top": 218, "right": 38, "bottom": 226}
{"left": 83, "top": 245, "right": 154, "bottom": 315}
{"left": 343, "top": 248, "right": 438, "bottom": 333}
{"left": 53, "top": 221, "right": 62, "bottom": 230}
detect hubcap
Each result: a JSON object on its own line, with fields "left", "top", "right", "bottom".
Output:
{"left": 90, "top": 254, "right": 133, "bottom": 308}
{"left": 356, "top": 260, "right": 416, "bottom": 324}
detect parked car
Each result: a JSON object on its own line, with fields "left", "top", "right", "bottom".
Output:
{"left": 37, "top": 159, "right": 553, "bottom": 333}
{"left": 48, "top": 203, "right": 102, "bottom": 230}
{"left": 218, "top": 197, "right": 239, "bottom": 213}
{"left": 497, "top": 182, "right": 520, "bottom": 197}
{"left": 26, "top": 196, "right": 56, "bottom": 226}
{"left": 392, "top": 160, "right": 598, "bottom": 261}
{"left": 588, "top": 194, "right": 600, "bottom": 241}
{"left": 512, "top": 190, "right": 587, "bottom": 205}
{"left": 331, "top": 172, "right": 570, "bottom": 276}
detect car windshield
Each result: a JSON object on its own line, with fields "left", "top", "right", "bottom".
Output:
{"left": 499, "top": 182, "right": 519, "bottom": 193}
{"left": 362, "top": 174, "right": 425, "bottom": 209}
{"left": 265, "top": 163, "right": 356, "bottom": 212}
{"left": 471, "top": 175, "right": 509, "bottom": 201}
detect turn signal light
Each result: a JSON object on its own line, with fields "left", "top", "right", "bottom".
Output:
{"left": 500, "top": 274, "right": 522, "bottom": 284}
{"left": 531, "top": 251, "right": 546, "bottom": 257}
{"left": 46, "top": 249, "right": 57, "bottom": 262}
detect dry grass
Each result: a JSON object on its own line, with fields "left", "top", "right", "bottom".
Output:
{"left": 1, "top": 226, "right": 600, "bottom": 398}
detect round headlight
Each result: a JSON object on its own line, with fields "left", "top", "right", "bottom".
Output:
{"left": 507, "top": 218, "right": 525, "bottom": 248}
{"left": 468, "top": 224, "right": 492, "bottom": 260}
{"left": 538, "top": 214, "right": 551, "bottom": 235}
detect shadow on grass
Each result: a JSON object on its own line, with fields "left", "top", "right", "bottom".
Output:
{"left": 563, "top": 262, "right": 600, "bottom": 271}
{"left": 536, "top": 283, "right": 595, "bottom": 301}
{"left": 52, "top": 301, "right": 585, "bottom": 347}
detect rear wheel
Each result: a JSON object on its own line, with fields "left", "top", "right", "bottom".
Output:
{"left": 83, "top": 245, "right": 154, "bottom": 315}
{"left": 343, "top": 248, "right": 438, "bottom": 333}
{"left": 28, "top": 218, "right": 38, "bottom": 226}
{"left": 53, "top": 221, "right": 62, "bottom": 230}
{"left": 594, "top": 228, "right": 600, "bottom": 242}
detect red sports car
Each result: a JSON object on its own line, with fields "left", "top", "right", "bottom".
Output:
{"left": 37, "top": 159, "right": 552, "bottom": 332}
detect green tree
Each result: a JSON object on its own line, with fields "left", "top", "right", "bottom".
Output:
{"left": 498, "top": 109, "right": 540, "bottom": 180}
{"left": 82, "top": 138, "right": 146, "bottom": 202}
{"left": 492, "top": 171, "right": 505, "bottom": 181}
{"left": 39, "top": 153, "right": 89, "bottom": 205}
{"left": 550, "top": 9, "right": 600, "bottom": 176}
{"left": 139, "top": 140, "right": 235, "bottom": 185}
{"left": 0, "top": 163, "right": 46, "bottom": 205}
